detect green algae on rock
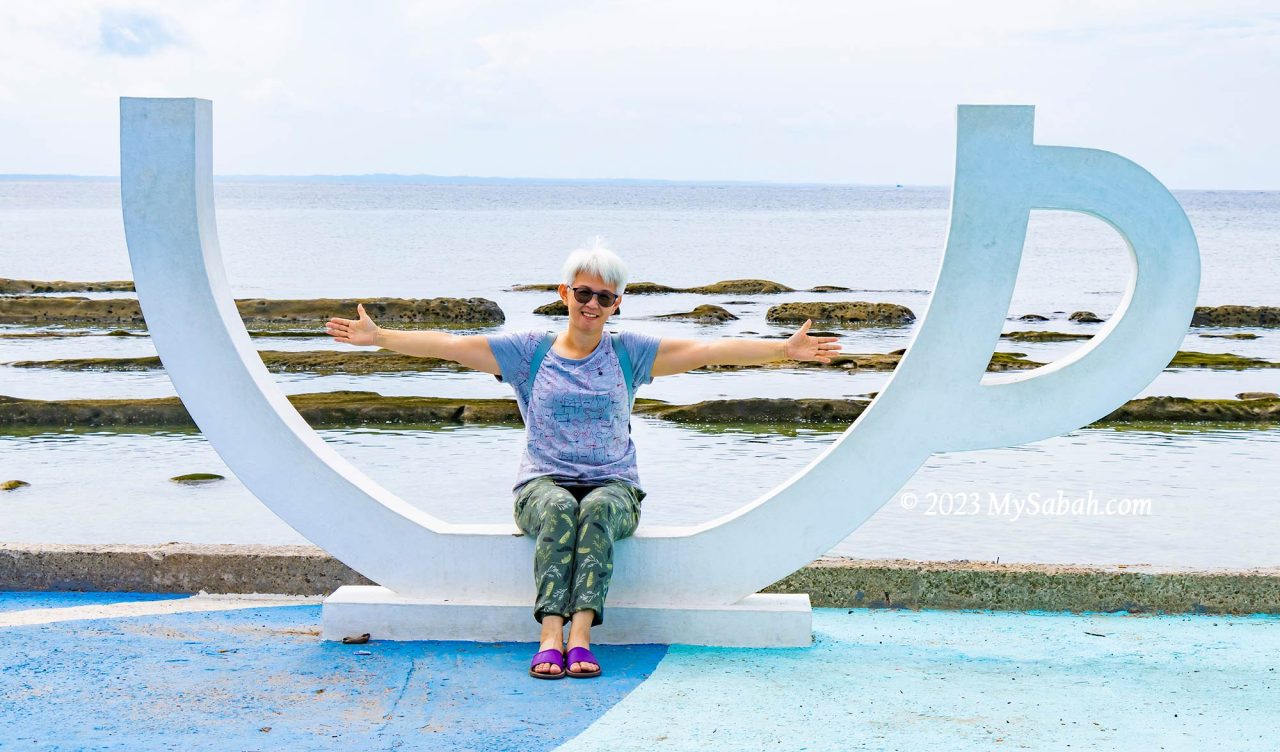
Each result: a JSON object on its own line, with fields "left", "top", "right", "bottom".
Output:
{"left": 1, "top": 480, "right": 30, "bottom": 491}
{"left": 1095, "top": 396, "right": 1280, "bottom": 423}
{"left": 1191, "top": 305, "right": 1280, "bottom": 327}
{"left": 1000, "top": 331, "right": 1094, "bottom": 342}
{"left": 685, "top": 279, "right": 794, "bottom": 294}
{"left": 0, "top": 392, "right": 530, "bottom": 429}
{"left": 637, "top": 397, "right": 869, "bottom": 424}
{"left": 1166, "top": 351, "right": 1280, "bottom": 369}
{"left": 1199, "top": 332, "right": 1262, "bottom": 340}
{"left": 533, "top": 300, "right": 569, "bottom": 316}
{"left": 653, "top": 304, "right": 738, "bottom": 323}
{"left": 0, "top": 328, "right": 147, "bottom": 339}
{"left": 170, "top": 473, "right": 225, "bottom": 484}
{"left": 9, "top": 391, "right": 1275, "bottom": 431}
{"left": 766, "top": 301, "right": 916, "bottom": 327}
{"left": 7, "top": 349, "right": 467, "bottom": 375}
{"left": 0, "top": 296, "right": 505, "bottom": 327}
{"left": 1069, "top": 311, "right": 1105, "bottom": 323}
{"left": 0, "top": 278, "right": 135, "bottom": 294}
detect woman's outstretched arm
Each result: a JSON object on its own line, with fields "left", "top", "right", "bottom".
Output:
{"left": 651, "top": 319, "right": 841, "bottom": 377}
{"left": 325, "top": 303, "right": 501, "bottom": 375}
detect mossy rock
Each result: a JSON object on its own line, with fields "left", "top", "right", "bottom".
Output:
{"left": 3, "top": 392, "right": 1278, "bottom": 429}
{"left": 0, "top": 329, "right": 143, "bottom": 339}
{"left": 766, "top": 301, "right": 915, "bottom": 327}
{"left": 248, "top": 329, "right": 330, "bottom": 338}
{"left": 1191, "top": 305, "right": 1280, "bottom": 327}
{"left": 9, "top": 349, "right": 465, "bottom": 376}
{"left": 636, "top": 397, "right": 868, "bottom": 424}
{"left": 1238, "top": 392, "right": 1280, "bottom": 400}
{"left": 1095, "top": 396, "right": 1280, "bottom": 423}
{"left": 534, "top": 300, "right": 569, "bottom": 316}
{"left": 988, "top": 352, "right": 1046, "bottom": 371}
{"left": 653, "top": 304, "right": 738, "bottom": 323}
{"left": 0, "top": 278, "right": 135, "bottom": 294}
{"left": 0, "top": 392, "right": 532, "bottom": 429}
{"left": 685, "top": 279, "right": 793, "bottom": 294}
{"left": 1, "top": 479, "right": 30, "bottom": 491}
{"left": 1069, "top": 311, "right": 1104, "bottom": 323}
{"left": 1166, "top": 351, "right": 1279, "bottom": 369}
{"left": 0, "top": 295, "right": 505, "bottom": 327}
{"left": 1199, "top": 332, "right": 1261, "bottom": 340}
{"left": 170, "top": 473, "right": 225, "bottom": 484}
{"left": 622, "top": 282, "right": 680, "bottom": 294}
{"left": 1016, "top": 313, "right": 1050, "bottom": 322}
{"left": 808, "top": 285, "right": 852, "bottom": 292}
{"left": 1000, "top": 331, "right": 1093, "bottom": 342}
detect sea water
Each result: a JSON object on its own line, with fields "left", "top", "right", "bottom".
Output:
{"left": 0, "top": 179, "right": 1277, "bottom": 566}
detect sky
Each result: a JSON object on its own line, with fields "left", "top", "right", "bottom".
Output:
{"left": 1, "top": 1, "right": 1278, "bottom": 188}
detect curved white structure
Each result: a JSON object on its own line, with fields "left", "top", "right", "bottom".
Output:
{"left": 121, "top": 99, "right": 1199, "bottom": 640}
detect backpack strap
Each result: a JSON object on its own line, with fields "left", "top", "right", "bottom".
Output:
{"left": 526, "top": 331, "right": 556, "bottom": 401}
{"left": 611, "top": 332, "right": 636, "bottom": 408}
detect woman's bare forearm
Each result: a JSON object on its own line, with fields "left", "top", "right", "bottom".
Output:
{"left": 374, "top": 327, "right": 453, "bottom": 359}
{"left": 371, "top": 326, "right": 501, "bottom": 374}
{"left": 704, "top": 337, "right": 789, "bottom": 366}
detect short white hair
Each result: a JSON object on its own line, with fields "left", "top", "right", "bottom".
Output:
{"left": 561, "top": 236, "right": 629, "bottom": 294}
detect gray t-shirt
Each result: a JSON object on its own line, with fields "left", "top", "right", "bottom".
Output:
{"left": 486, "top": 329, "right": 662, "bottom": 494}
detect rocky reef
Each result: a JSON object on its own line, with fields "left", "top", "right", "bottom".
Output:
{"left": 765, "top": 301, "right": 916, "bottom": 327}
{"left": 1000, "top": 331, "right": 1093, "bottom": 342}
{"left": 1191, "top": 306, "right": 1280, "bottom": 327}
{"left": 3, "top": 392, "right": 1276, "bottom": 430}
{"left": 533, "top": 300, "right": 568, "bottom": 316}
{"left": 1097, "top": 396, "right": 1280, "bottom": 423}
{"left": 0, "top": 296, "right": 504, "bottom": 327}
{"left": 0, "top": 278, "right": 134, "bottom": 294}
{"left": 1166, "top": 351, "right": 1279, "bottom": 369}
{"left": 653, "top": 304, "right": 738, "bottom": 323}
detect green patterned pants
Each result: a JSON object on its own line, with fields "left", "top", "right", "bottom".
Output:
{"left": 514, "top": 475, "right": 645, "bottom": 626}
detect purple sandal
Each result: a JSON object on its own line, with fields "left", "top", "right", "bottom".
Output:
{"left": 566, "top": 646, "right": 602, "bottom": 678}
{"left": 529, "top": 647, "right": 566, "bottom": 679}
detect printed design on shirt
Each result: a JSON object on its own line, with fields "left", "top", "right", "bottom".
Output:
{"left": 501, "top": 331, "right": 650, "bottom": 486}
{"left": 540, "top": 391, "right": 617, "bottom": 464}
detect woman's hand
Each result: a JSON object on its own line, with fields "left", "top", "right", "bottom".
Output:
{"left": 325, "top": 303, "right": 381, "bottom": 346}
{"left": 783, "top": 319, "right": 842, "bottom": 363}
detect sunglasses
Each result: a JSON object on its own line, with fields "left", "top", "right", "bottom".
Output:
{"left": 569, "top": 285, "right": 620, "bottom": 308}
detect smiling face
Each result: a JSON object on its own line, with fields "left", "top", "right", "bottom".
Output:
{"left": 558, "top": 272, "right": 621, "bottom": 335}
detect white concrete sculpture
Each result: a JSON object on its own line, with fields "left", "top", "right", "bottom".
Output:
{"left": 121, "top": 99, "right": 1199, "bottom": 646}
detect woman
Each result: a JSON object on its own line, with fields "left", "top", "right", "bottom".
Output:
{"left": 325, "top": 241, "right": 840, "bottom": 680}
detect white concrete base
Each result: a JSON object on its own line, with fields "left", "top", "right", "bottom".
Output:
{"left": 321, "top": 586, "right": 813, "bottom": 647}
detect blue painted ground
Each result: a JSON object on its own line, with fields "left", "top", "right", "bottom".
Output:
{"left": 2, "top": 594, "right": 1278, "bottom": 750}
{"left": 0, "top": 591, "right": 187, "bottom": 614}
{"left": 0, "top": 600, "right": 667, "bottom": 751}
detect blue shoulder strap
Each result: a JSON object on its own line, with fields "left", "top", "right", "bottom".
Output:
{"left": 526, "top": 331, "right": 556, "bottom": 401}
{"left": 611, "top": 332, "right": 636, "bottom": 407}
{"left": 527, "top": 331, "right": 636, "bottom": 407}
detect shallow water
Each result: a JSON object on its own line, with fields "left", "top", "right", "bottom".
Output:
{"left": 2, "top": 420, "right": 1277, "bottom": 568}
{"left": 1, "top": 180, "right": 1277, "bottom": 566}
